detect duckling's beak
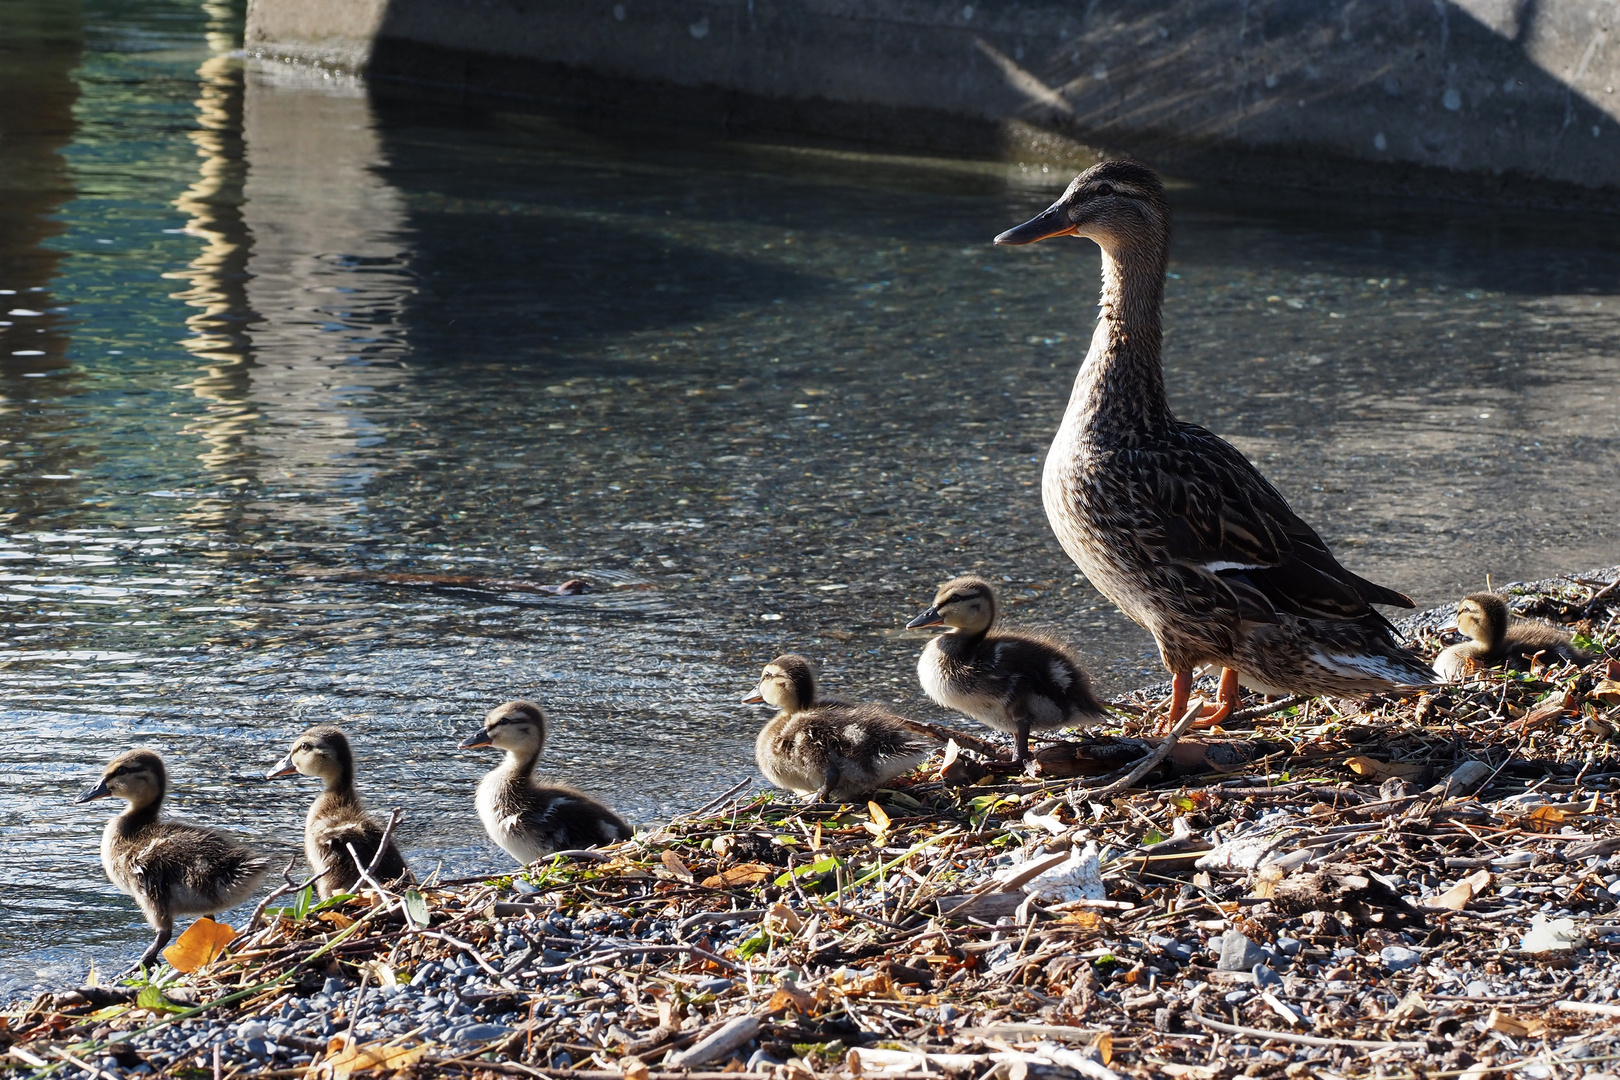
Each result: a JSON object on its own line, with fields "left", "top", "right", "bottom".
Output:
{"left": 740, "top": 686, "right": 766, "bottom": 705}
{"left": 75, "top": 779, "right": 110, "bottom": 804}
{"left": 458, "top": 727, "right": 495, "bottom": 749}
{"left": 265, "top": 755, "right": 298, "bottom": 779}
{"left": 906, "top": 606, "right": 945, "bottom": 629}
{"left": 994, "top": 201, "right": 1078, "bottom": 246}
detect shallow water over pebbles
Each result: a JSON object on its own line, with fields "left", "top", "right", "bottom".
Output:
{"left": 1, "top": 0, "right": 1617, "bottom": 991}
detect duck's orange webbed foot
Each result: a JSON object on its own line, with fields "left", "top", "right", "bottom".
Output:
{"left": 1163, "top": 668, "right": 1242, "bottom": 732}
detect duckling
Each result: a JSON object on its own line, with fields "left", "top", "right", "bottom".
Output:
{"left": 266, "top": 725, "right": 410, "bottom": 898}
{"left": 908, "top": 576, "right": 1108, "bottom": 765}
{"left": 994, "top": 160, "right": 1438, "bottom": 723}
{"left": 1436, "top": 592, "right": 1595, "bottom": 681}
{"left": 75, "top": 749, "right": 269, "bottom": 971}
{"left": 743, "top": 654, "right": 937, "bottom": 802}
{"left": 458, "top": 700, "right": 631, "bottom": 865}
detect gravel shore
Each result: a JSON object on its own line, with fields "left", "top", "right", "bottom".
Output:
{"left": 4, "top": 569, "right": 1617, "bottom": 1080}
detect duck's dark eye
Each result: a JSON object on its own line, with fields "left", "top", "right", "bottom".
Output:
{"left": 1095, "top": 183, "right": 1115, "bottom": 197}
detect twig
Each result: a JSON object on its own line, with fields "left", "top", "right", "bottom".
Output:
{"left": 245, "top": 858, "right": 330, "bottom": 934}
{"left": 680, "top": 778, "right": 755, "bottom": 821}
{"left": 1225, "top": 694, "right": 1309, "bottom": 724}
{"left": 1083, "top": 699, "right": 1204, "bottom": 799}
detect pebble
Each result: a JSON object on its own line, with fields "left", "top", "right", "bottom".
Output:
{"left": 1218, "top": 931, "right": 1270, "bottom": 972}
{"left": 1380, "top": 946, "right": 1422, "bottom": 971}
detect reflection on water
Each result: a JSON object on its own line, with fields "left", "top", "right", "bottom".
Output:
{"left": 2, "top": 0, "right": 1618, "bottom": 992}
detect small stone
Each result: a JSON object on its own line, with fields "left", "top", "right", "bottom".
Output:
{"left": 449, "top": 1022, "right": 513, "bottom": 1042}
{"left": 1218, "top": 931, "right": 1269, "bottom": 972}
{"left": 1381, "top": 946, "right": 1422, "bottom": 971}
{"left": 1253, "top": 962, "right": 1283, "bottom": 987}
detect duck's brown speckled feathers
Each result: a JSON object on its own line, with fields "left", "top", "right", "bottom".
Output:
{"left": 77, "top": 749, "right": 269, "bottom": 971}
{"left": 910, "top": 576, "right": 1107, "bottom": 763}
{"left": 745, "top": 654, "right": 936, "bottom": 803}
{"left": 267, "top": 725, "right": 410, "bottom": 898}
{"left": 1436, "top": 592, "right": 1595, "bottom": 681}
{"left": 995, "top": 159, "right": 1437, "bottom": 721}
{"left": 460, "top": 701, "right": 631, "bottom": 866}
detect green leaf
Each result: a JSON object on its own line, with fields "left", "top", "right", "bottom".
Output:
{"left": 774, "top": 856, "right": 840, "bottom": 888}
{"left": 308, "top": 892, "right": 357, "bottom": 914}
{"left": 293, "top": 883, "right": 314, "bottom": 920}
{"left": 403, "top": 889, "right": 430, "bottom": 929}
{"left": 1141, "top": 828, "right": 1165, "bottom": 846}
{"left": 136, "top": 986, "right": 187, "bottom": 1014}
{"left": 1170, "top": 795, "right": 1196, "bottom": 812}
{"left": 735, "top": 930, "right": 771, "bottom": 960}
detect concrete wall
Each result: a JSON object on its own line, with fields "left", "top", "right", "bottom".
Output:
{"left": 244, "top": 0, "right": 1620, "bottom": 192}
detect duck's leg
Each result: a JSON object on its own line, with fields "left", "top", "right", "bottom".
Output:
{"left": 814, "top": 764, "right": 842, "bottom": 804}
{"left": 1166, "top": 669, "right": 1241, "bottom": 731}
{"left": 122, "top": 917, "right": 173, "bottom": 977}
{"left": 1013, "top": 719, "right": 1045, "bottom": 777}
{"left": 1185, "top": 668, "right": 1242, "bottom": 730}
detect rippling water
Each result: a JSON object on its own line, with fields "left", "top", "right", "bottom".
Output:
{"left": 2, "top": 0, "right": 1617, "bottom": 991}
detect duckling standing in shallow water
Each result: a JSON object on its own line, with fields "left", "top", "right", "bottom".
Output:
{"left": 266, "top": 725, "right": 410, "bottom": 898}
{"left": 908, "top": 576, "right": 1108, "bottom": 766}
{"left": 1436, "top": 592, "right": 1595, "bottom": 681}
{"left": 744, "top": 654, "right": 937, "bottom": 803}
{"left": 459, "top": 701, "right": 632, "bottom": 865}
{"left": 75, "top": 749, "right": 269, "bottom": 971}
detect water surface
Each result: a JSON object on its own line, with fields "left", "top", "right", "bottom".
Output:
{"left": 2, "top": 0, "right": 1617, "bottom": 991}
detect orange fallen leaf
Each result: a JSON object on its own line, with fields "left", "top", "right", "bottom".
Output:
{"left": 701, "top": 862, "right": 773, "bottom": 888}
{"left": 765, "top": 985, "right": 818, "bottom": 1016}
{"left": 865, "top": 801, "right": 891, "bottom": 838}
{"left": 1527, "top": 805, "right": 1569, "bottom": 832}
{"left": 318, "top": 911, "right": 356, "bottom": 929}
{"left": 1592, "top": 679, "right": 1620, "bottom": 706}
{"left": 161, "top": 917, "right": 235, "bottom": 973}
{"left": 1090, "top": 1031, "right": 1113, "bottom": 1066}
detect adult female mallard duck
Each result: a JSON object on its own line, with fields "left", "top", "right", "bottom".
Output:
{"left": 995, "top": 159, "right": 1437, "bottom": 724}
{"left": 907, "top": 575, "right": 1108, "bottom": 765}
{"left": 744, "top": 653, "right": 937, "bottom": 802}
{"left": 75, "top": 749, "right": 269, "bottom": 971}
{"left": 266, "top": 725, "right": 410, "bottom": 898}
{"left": 458, "top": 700, "right": 632, "bottom": 865}
{"left": 1435, "top": 592, "right": 1595, "bottom": 681}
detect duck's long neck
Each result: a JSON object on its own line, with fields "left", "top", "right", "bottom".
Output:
{"left": 1065, "top": 244, "right": 1172, "bottom": 440}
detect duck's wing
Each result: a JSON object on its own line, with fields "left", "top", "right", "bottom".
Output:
{"left": 520, "top": 786, "right": 632, "bottom": 849}
{"left": 1129, "top": 423, "right": 1413, "bottom": 626}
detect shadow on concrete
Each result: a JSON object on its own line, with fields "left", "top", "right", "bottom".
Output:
{"left": 352, "top": 0, "right": 1618, "bottom": 201}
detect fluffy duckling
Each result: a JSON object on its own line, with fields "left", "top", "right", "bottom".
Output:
{"left": 1436, "top": 592, "right": 1595, "bottom": 681}
{"left": 266, "top": 725, "right": 410, "bottom": 898}
{"left": 75, "top": 749, "right": 269, "bottom": 971}
{"left": 458, "top": 700, "right": 631, "bottom": 865}
{"left": 743, "top": 654, "right": 936, "bottom": 802}
{"left": 908, "top": 576, "right": 1108, "bottom": 764}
